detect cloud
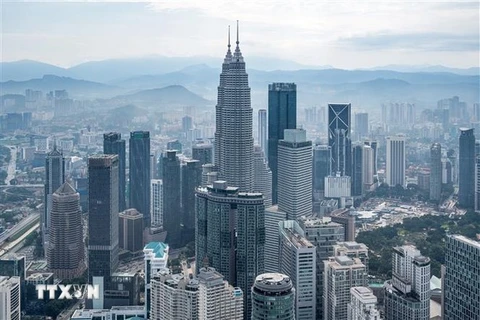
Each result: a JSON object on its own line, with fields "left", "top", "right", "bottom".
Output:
{"left": 338, "top": 32, "right": 480, "bottom": 52}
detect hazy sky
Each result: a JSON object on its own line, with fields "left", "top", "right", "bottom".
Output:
{"left": 2, "top": 0, "right": 479, "bottom": 69}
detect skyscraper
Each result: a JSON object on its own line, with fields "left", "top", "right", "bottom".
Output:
{"left": 118, "top": 208, "right": 144, "bottom": 253}
{"left": 354, "top": 112, "right": 369, "bottom": 141}
{"left": 383, "top": 245, "right": 430, "bottom": 320}
{"left": 328, "top": 103, "right": 352, "bottom": 176}
{"left": 458, "top": 128, "right": 475, "bottom": 208}
{"left": 430, "top": 143, "right": 442, "bottom": 201}
{"left": 251, "top": 273, "right": 295, "bottom": 320}
{"left": 279, "top": 220, "right": 316, "bottom": 319}
{"left": 44, "top": 145, "right": 65, "bottom": 252}
{"left": 181, "top": 160, "right": 202, "bottom": 231}
{"left": 0, "top": 276, "right": 21, "bottom": 320}
{"left": 364, "top": 140, "right": 378, "bottom": 174}
{"left": 278, "top": 129, "right": 312, "bottom": 220}
{"left": 333, "top": 241, "right": 369, "bottom": 275}
{"left": 103, "top": 132, "right": 126, "bottom": 212}
{"left": 253, "top": 146, "right": 272, "bottom": 207}
{"left": 192, "top": 143, "right": 213, "bottom": 166}
{"left": 48, "top": 182, "right": 85, "bottom": 280}
{"left": 214, "top": 23, "right": 254, "bottom": 192}
{"left": 144, "top": 242, "right": 169, "bottom": 317}
{"left": 88, "top": 155, "right": 119, "bottom": 287}
{"left": 313, "top": 145, "right": 331, "bottom": 194}
{"left": 352, "top": 144, "right": 364, "bottom": 196}
{"left": 347, "top": 287, "right": 381, "bottom": 320}
{"left": 0, "top": 255, "right": 25, "bottom": 312}
{"left": 258, "top": 109, "right": 267, "bottom": 156}
{"left": 150, "top": 179, "right": 163, "bottom": 230}
{"left": 162, "top": 151, "right": 181, "bottom": 246}
{"left": 362, "top": 145, "right": 375, "bottom": 192}
{"left": 386, "top": 135, "right": 406, "bottom": 187}
{"left": 129, "top": 131, "right": 151, "bottom": 226}
{"left": 195, "top": 181, "right": 264, "bottom": 318}
{"left": 268, "top": 83, "right": 297, "bottom": 204}
{"left": 444, "top": 235, "right": 480, "bottom": 320}
{"left": 264, "top": 206, "right": 287, "bottom": 272}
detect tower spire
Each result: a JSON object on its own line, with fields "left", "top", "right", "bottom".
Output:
{"left": 236, "top": 20, "right": 239, "bottom": 47}
{"left": 228, "top": 25, "right": 231, "bottom": 49}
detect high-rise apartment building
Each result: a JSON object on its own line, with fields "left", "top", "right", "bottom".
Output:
{"left": 328, "top": 103, "right": 352, "bottom": 176}
{"left": 192, "top": 143, "right": 213, "bottom": 166}
{"left": 181, "top": 159, "right": 202, "bottom": 230}
{"left": 162, "top": 151, "right": 181, "bottom": 246}
{"left": 118, "top": 208, "right": 144, "bottom": 253}
{"left": 150, "top": 179, "right": 163, "bottom": 230}
{"left": 362, "top": 145, "right": 374, "bottom": 191}
{"left": 88, "top": 155, "right": 119, "bottom": 288}
{"left": 279, "top": 220, "right": 316, "bottom": 319}
{"left": 253, "top": 146, "right": 272, "bottom": 207}
{"left": 258, "top": 109, "right": 268, "bottom": 156}
{"left": 251, "top": 273, "right": 295, "bottom": 320}
{"left": 444, "top": 235, "right": 480, "bottom": 320}
{"left": 458, "top": 128, "right": 475, "bottom": 208}
{"left": 347, "top": 286, "right": 381, "bottom": 320}
{"left": 278, "top": 129, "right": 312, "bottom": 220}
{"left": 144, "top": 242, "right": 169, "bottom": 317}
{"left": 195, "top": 181, "right": 264, "bottom": 318}
{"left": 129, "top": 131, "right": 151, "bottom": 226}
{"left": 0, "top": 276, "right": 21, "bottom": 320}
{"left": 301, "top": 216, "right": 345, "bottom": 320}
{"left": 48, "top": 182, "right": 85, "bottom": 280}
{"left": 333, "top": 241, "right": 369, "bottom": 275}
{"left": 354, "top": 112, "right": 369, "bottom": 141}
{"left": 430, "top": 143, "right": 442, "bottom": 201}
{"left": 44, "top": 145, "right": 65, "bottom": 253}
{"left": 264, "top": 205, "right": 287, "bottom": 273}
{"left": 386, "top": 135, "right": 406, "bottom": 187}
{"left": 214, "top": 25, "right": 254, "bottom": 192}
{"left": 323, "top": 256, "right": 368, "bottom": 320}
{"left": 313, "top": 145, "right": 331, "bottom": 195}
{"left": 103, "top": 132, "right": 126, "bottom": 211}
{"left": 364, "top": 141, "right": 377, "bottom": 174}
{"left": 383, "top": 245, "right": 430, "bottom": 320}
{"left": 268, "top": 82, "right": 297, "bottom": 204}
{"left": 352, "top": 144, "right": 364, "bottom": 196}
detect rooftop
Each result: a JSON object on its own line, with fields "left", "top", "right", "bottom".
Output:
{"left": 144, "top": 242, "right": 168, "bottom": 259}
{"left": 450, "top": 234, "right": 480, "bottom": 249}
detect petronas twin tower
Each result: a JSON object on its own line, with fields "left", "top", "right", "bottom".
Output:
{"left": 214, "top": 22, "right": 254, "bottom": 192}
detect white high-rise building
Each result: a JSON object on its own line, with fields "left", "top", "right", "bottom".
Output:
{"left": 258, "top": 109, "right": 267, "bottom": 156}
{"left": 325, "top": 174, "right": 351, "bottom": 198}
{"left": 279, "top": 220, "right": 316, "bottom": 320}
{"left": 362, "top": 145, "right": 375, "bottom": 191}
{"left": 144, "top": 242, "right": 169, "bottom": 316}
{"left": 264, "top": 205, "right": 287, "bottom": 273}
{"left": 150, "top": 179, "right": 163, "bottom": 229}
{"left": 0, "top": 276, "right": 21, "bottom": 320}
{"left": 333, "top": 241, "right": 369, "bottom": 275}
{"left": 386, "top": 135, "right": 406, "bottom": 187}
{"left": 253, "top": 145, "right": 272, "bottom": 207}
{"left": 384, "top": 245, "right": 430, "bottom": 320}
{"left": 323, "top": 256, "right": 368, "bottom": 320}
{"left": 197, "top": 267, "right": 244, "bottom": 320}
{"left": 278, "top": 129, "right": 313, "bottom": 220}
{"left": 347, "top": 286, "right": 381, "bottom": 320}
{"left": 214, "top": 23, "right": 254, "bottom": 192}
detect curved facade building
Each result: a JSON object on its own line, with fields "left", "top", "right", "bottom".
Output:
{"left": 251, "top": 273, "right": 295, "bottom": 320}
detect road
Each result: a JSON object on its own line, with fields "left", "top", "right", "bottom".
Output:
{"left": 0, "top": 213, "right": 39, "bottom": 244}
{"left": 0, "top": 184, "right": 44, "bottom": 189}
{"left": 0, "top": 222, "right": 39, "bottom": 257}
{"left": 5, "top": 146, "right": 16, "bottom": 185}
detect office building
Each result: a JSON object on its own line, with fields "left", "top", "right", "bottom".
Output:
{"left": 150, "top": 179, "right": 163, "bottom": 230}
{"left": 88, "top": 155, "right": 119, "bottom": 288}
{"left": 197, "top": 267, "right": 244, "bottom": 320}
{"left": 313, "top": 145, "right": 331, "bottom": 194}
{"left": 129, "top": 131, "right": 151, "bottom": 226}
{"left": 347, "top": 286, "right": 381, "bottom": 320}
{"left": 253, "top": 145, "right": 273, "bottom": 207}
{"left": 0, "top": 255, "right": 25, "bottom": 311}
{"left": 354, "top": 112, "right": 369, "bottom": 141}
{"left": 328, "top": 103, "right": 352, "bottom": 176}
{"left": 301, "top": 216, "right": 345, "bottom": 320}
{"left": 352, "top": 144, "right": 364, "bottom": 196}
{"left": 251, "top": 273, "right": 295, "bottom": 320}
{"left": 278, "top": 129, "right": 312, "bottom": 220}
{"left": 192, "top": 143, "right": 213, "bottom": 166}
{"left": 383, "top": 245, "right": 430, "bottom": 320}
{"left": 330, "top": 208, "right": 356, "bottom": 241}
{"left": 444, "top": 235, "right": 480, "bottom": 320}
{"left": 333, "top": 241, "right": 369, "bottom": 275}
{"left": 268, "top": 82, "right": 297, "bottom": 204}
{"left": 279, "top": 220, "right": 316, "bottom": 319}
{"left": 364, "top": 141, "right": 377, "bottom": 174}
{"left": 0, "top": 276, "right": 21, "bottom": 320}
{"left": 459, "top": 128, "right": 475, "bottom": 208}
{"left": 118, "top": 209, "right": 144, "bottom": 253}
{"left": 324, "top": 256, "right": 368, "bottom": 320}
{"left": 477, "top": 157, "right": 480, "bottom": 211}
{"left": 47, "top": 182, "right": 85, "bottom": 280}
{"left": 167, "top": 139, "right": 182, "bottom": 153}
{"left": 264, "top": 205, "right": 287, "bottom": 273}
{"left": 182, "top": 115, "right": 193, "bottom": 132}
{"left": 103, "top": 132, "right": 126, "bottom": 212}
{"left": 325, "top": 174, "right": 351, "bottom": 198}
{"left": 71, "top": 306, "right": 145, "bottom": 320}
{"left": 195, "top": 181, "right": 264, "bottom": 317}
{"left": 386, "top": 135, "right": 406, "bottom": 187}
{"left": 44, "top": 145, "right": 65, "bottom": 253}
{"left": 162, "top": 150, "right": 181, "bottom": 246}
{"left": 258, "top": 109, "right": 268, "bottom": 156}
{"left": 362, "top": 145, "right": 375, "bottom": 191}
{"left": 214, "top": 25, "right": 254, "bottom": 192}
{"left": 182, "top": 159, "right": 202, "bottom": 231}
{"left": 150, "top": 269, "right": 198, "bottom": 320}
{"left": 144, "top": 242, "right": 169, "bottom": 317}
{"left": 430, "top": 143, "right": 442, "bottom": 201}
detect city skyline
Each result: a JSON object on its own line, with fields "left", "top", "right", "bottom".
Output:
{"left": 2, "top": 1, "right": 479, "bottom": 69}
